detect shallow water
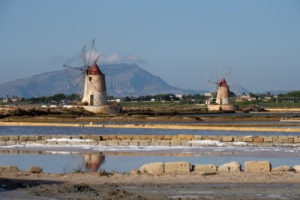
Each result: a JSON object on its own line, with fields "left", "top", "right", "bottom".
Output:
{"left": 1, "top": 117, "right": 300, "bottom": 175}
{"left": 0, "top": 151, "right": 299, "bottom": 174}
{"left": 1, "top": 141, "right": 300, "bottom": 174}
{"left": 1, "top": 126, "right": 300, "bottom": 136}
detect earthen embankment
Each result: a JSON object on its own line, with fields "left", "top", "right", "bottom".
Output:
{"left": 0, "top": 134, "right": 299, "bottom": 147}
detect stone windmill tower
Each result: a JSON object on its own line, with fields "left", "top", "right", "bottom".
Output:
{"left": 207, "top": 68, "right": 237, "bottom": 111}
{"left": 216, "top": 78, "right": 230, "bottom": 105}
{"left": 81, "top": 59, "right": 108, "bottom": 106}
{"left": 63, "top": 39, "right": 120, "bottom": 113}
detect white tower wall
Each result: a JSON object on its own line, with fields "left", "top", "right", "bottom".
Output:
{"left": 82, "top": 74, "right": 107, "bottom": 106}
{"left": 216, "top": 86, "right": 230, "bottom": 105}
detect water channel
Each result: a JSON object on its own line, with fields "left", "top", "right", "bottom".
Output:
{"left": 0, "top": 120, "right": 300, "bottom": 173}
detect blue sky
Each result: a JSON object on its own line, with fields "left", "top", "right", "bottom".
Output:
{"left": 0, "top": 0, "right": 299, "bottom": 92}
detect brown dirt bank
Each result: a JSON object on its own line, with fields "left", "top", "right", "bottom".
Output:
{"left": 26, "top": 182, "right": 300, "bottom": 200}
{"left": 0, "top": 106, "right": 284, "bottom": 123}
{"left": 1, "top": 170, "right": 300, "bottom": 185}
{"left": 0, "top": 115, "right": 283, "bottom": 124}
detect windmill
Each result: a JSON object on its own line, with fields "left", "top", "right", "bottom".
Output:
{"left": 63, "top": 39, "right": 108, "bottom": 107}
{"left": 208, "top": 68, "right": 231, "bottom": 105}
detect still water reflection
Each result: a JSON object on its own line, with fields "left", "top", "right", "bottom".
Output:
{"left": 0, "top": 151, "right": 299, "bottom": 174}
{"left": 84, "top": 153, "right": 105, "bottom": 172}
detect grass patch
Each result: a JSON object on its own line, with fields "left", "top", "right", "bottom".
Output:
{"left": 234, "top": 100, "right": 300, "bottom": 108}
{"left": 98, "top": 168, "right": 113, "bottom": 176}
{"left": 73, "top": 165, "right": 84, "bottom": 173}
{"left": 121, "top": 101, "right": 201, "bottom": 108}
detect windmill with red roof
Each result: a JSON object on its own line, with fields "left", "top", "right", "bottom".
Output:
{"left": 208, "top": 68, "right": 231, "bottom": 105}
{"left": 215, "top": 78, "right": 230, "bottom": 105}
{"left": 63, "top": 39, "right": 108, "bottom": 108}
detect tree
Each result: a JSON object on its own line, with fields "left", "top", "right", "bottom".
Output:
{"left": 249, "top": 93, "right": 258, "bottom": 99}
{"left": 52, "top": 93, "right": 66, "bottom": 102}
{"left": 286, "top": 91, "right": 300, "bottom": 97}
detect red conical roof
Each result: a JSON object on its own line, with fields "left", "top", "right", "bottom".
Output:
{"left": 218, "top": 78, "right": 228, "bottom": 87}
{"left": 87, "top": 61, "right": 103, "bottom": 75}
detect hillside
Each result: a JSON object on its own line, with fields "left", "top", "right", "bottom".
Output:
{"left": 0, "top": 63, "right": 200, "bottom": 98}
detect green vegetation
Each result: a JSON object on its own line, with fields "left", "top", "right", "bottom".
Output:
{"left": 2, "top": 90, "right": 300, "bottom": 108}
{"left": 98, "top": 168, "right": 112, "bottom": 176}
{"left": 121, "top": 101, "right": 202, "bottom": 108}
{"left": 278, "top": 90, "right": 300, "bottom": 97}
{"left": 234, "top": 100, "right": 300, "bottom": 108}
{"left": 248, "top": 92, "right": 271, "bottom": 99}
{"left": 122, "top": 94, "right": 180, "bottom": 102}
{"left": 234, "top": 90, "right": 300, "bottom": 108}
{"left": 0, "top": 93, "right": 81, "bottom": 105}
{"left": 180, "top": 94, "right": 206, "bottom": 104}
{"left": 121, "top": 94, "right": 207, "bottom": 107}
{"left": 26, "top": 93, "right": 81, "bottom": 104}
{"left": 73, "top": 165, "right": 84, "bottom": 173}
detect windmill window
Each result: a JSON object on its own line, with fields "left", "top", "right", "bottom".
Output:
{"left": 89, "top": 77, "right": 92, "bottom": 81}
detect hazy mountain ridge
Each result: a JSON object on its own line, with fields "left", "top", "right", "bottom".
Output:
{"left": 0, "top": 63, "right": 202, "bottom": 98}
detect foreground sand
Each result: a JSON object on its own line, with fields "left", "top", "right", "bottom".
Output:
{"left": 1, "top": 171, "right": 300, "bottom": 200}
{"left": 2, "top": 170, "right": 300, "bottom": 185}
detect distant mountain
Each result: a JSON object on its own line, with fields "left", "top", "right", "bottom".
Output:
{"left": 0, "top": 63, "right": 203, "bottom": 98}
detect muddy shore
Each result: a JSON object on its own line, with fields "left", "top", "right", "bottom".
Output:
{"left": 1, "top": 171, "right": 300, "bottom": 199}
{"left": 2, "top": 170, "right": 300, "bottom": 184}
{"left": 1, "top": 114, "right": 284, "bottom": 123}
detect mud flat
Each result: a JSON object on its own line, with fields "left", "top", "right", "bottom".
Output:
{"left": 0, "top": 106, "right": 288, "bottom": 123}
{"left": 1, "top": 161, "right": 300, "bottom": 200}
{"left": 3, "top": 182, "right": 300, "bottom": 200}
{"left": 1, "top": 114, "right": 285, "bottom": 123}
{"left": 2, "top": 105, "right": 300, "bottom": 123}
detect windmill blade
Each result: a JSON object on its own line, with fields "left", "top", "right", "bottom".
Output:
{"left": 99, "top": 53, "right": 105, "bottom": 65}
{"left": 63, "top": 64, "right": 84, "bottom": 71}
{"left": 208, "top": 80, "right": 218, "bottom": 84}
{"left": 71, "top": 72, "right": 85, "bottom": 95}
{"left": 223, "top": 68, "right": 231, "bottom": 79}
{"left": 81, "top": 45, "right": 87, "bottom": 68}
{"left": 87, "top": 38, "right": 95, "bottom": 67}
{"left": 94, "top": 54, "right": 100, "bottom": 63}
{"left": 71, "top": 71, "right": 84, "bottom": 82}
{"left": 78, "top": 74, "right": 85, "bottom": 95}
{"left": 98, "top": 54, "right": 107, "bottom": 76}
{"left": 216, "top": 66, "right": 221, "bottom": 82}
